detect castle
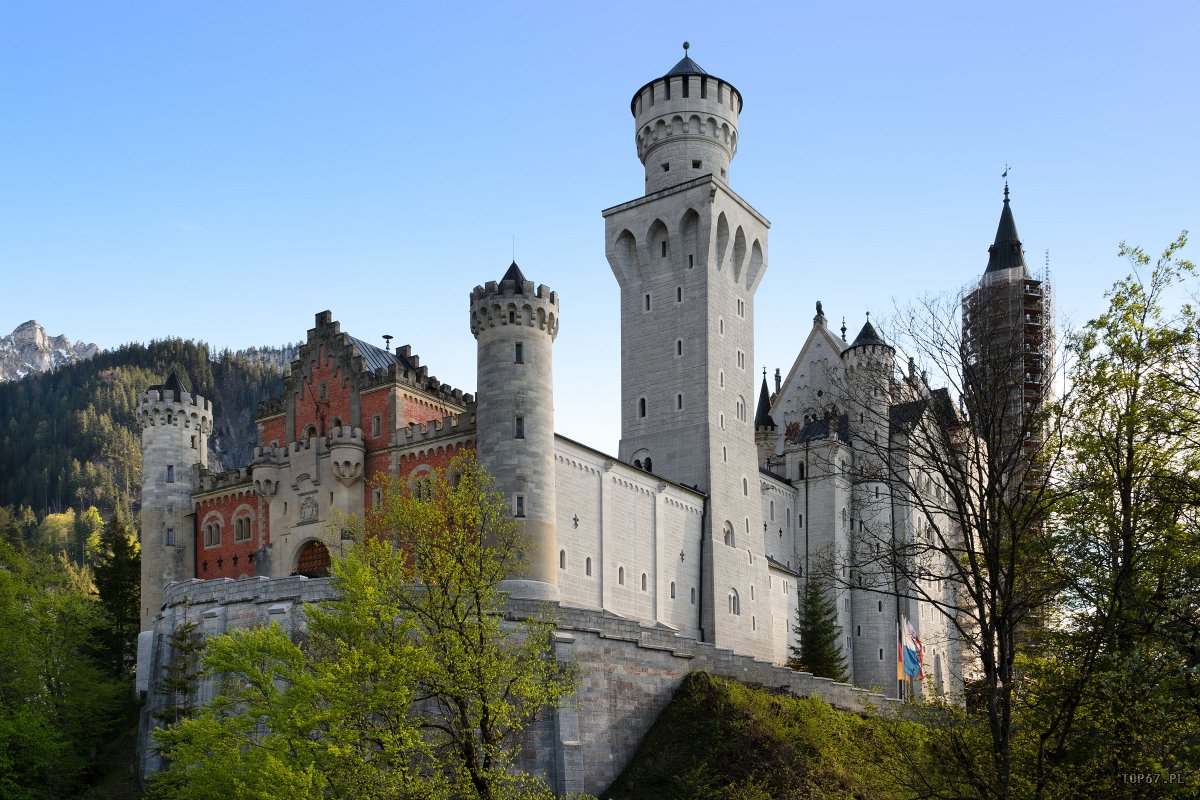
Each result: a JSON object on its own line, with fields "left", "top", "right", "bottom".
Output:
{"left": 136, "top": 50, "right": 1049, "bottom": 746}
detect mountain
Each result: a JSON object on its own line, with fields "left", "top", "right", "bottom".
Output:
{"left": 0, "top": 338, "right": 292, "bottom": 517}
{"left": 0, "top": 320, "right": 101, "bottom": 382}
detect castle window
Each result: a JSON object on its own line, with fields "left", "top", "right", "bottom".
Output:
{"left": 880, "top": 648, "right": 885, "bottom": 660}
{"left": 644, "top": 457, "right": 652, "bottom": 471}
{"left": 661, "top": 162, "right": 670, "bottom": 172}
{"left": 722, "top": 446, "right": 727, "bottom": 462}
{"left": 700, "top": 76, "right": 707, "bottom": 98}
{"left": 770, "top": 501, "right": 774, "bottom": 520}
{"left": 692, "top": 159, "right": 701, "bottom": 169}
{"left": 165, "top": 528, "right": 174, "bottom": 546}
{"left": 372, "top": 488, "right": 382, "bottom": 507}
{"left": 618, "top": 566, "right": 625, "bottom": 585}
{"left": 681, "top": 78, "right": 688, "bottom": 98}
{"left": 508, "top": 309, "right": 516, "bottom": 323}
{"left": 723, "top": 521, "right": 735, "bottom": 547}
{"left": 691, "top": 587, "right": 696, "bottom": 604}
{"left": 204, "top": 523, "right": 221, "bottom": 548}
{"left": 644, "top": 293, "right": 651, "bottom": 311}
{"left": 304, "top": 425, "right": 317, "bottom": 440}
{"left": 752, "top": 616, "right": 756, "bottom": 630}
{"left": 688, "top": 254, "right": 694, "bottom": 268}
{"left": 670, "top": 581, "right": 676, "bottom": 599}
{"left": 676, "top": 287, "right": 682, "bottom": 303}
{"left": 515, "top": 416, "right": 524, "bottom": 439}
{"left": 729, "top": 589, "right": 740, "bottom": 615}
{"left": 661, "top": 240, "right": 667, "bottom": 257}
{"left": 514, "top": 495, "right": 525, "bottom": 518}
{"left": 844, "top": 597, "right": 851, "bottom": 611}
{"left": 737, "top": 351, "right": 745, "bottom": 369}
{"left": 737, "top": 298, "right": 745, "bottom": 318}
{"left": 750, "top": 585, "right": 754, "bottom": 600}
{"left": 586, "top": 557, "right": 592, "bottom": 576}
{"left": 798, "top": 462, "right": 805, "bottom": 480}
{"left": 234, "top": 517, "right": 252, "bottom": 542}
{"left": 857, "top": 625, "right": 861, "bottom": 636}
{"left": 559, "top": 550, "right": 566, "bottom": 570}
{"left": 515, "top": 342, "right": 524, "bottom": 363}
{"left": 641, "top": 573, "right": 647, "bottom": 591}
{"left": 319, "top": 382, "right": 327, "bottom": 400}
{"left": 676, "top": 394, "right": 683, "bottom": 410}
{"left": 166, "top": 465, "right": 174, "bottom": 483}
{"left": 676, "top": 339, "right": 683, "bottom": 356}
{"left": 330, "top": 417, "right": 342, "bottom": 431}
{"left": 736, "top": 396, "right": 746, "bottom": 422}
{"left": 719, "top": 317, "right": 724, "bottom": 335}
{"left": 719, "top": 370, "right": 725, "bottom": 388}
{"left": 720, "top": 413, "right": 725, "bottom": 429}
{"left": 372, "top": 414, "right": 382, "bottom": 437}
{"left": 190, "top": 436, "right": 196, "bottom": 449}
{"left": 798, "top": 513, "right": 804, "bottom": 528}
{"left": 742, "top": 477, "right": 748, "bottom": 496}
{"left": 639, "top": 398, "right": 646, "bottom": 418}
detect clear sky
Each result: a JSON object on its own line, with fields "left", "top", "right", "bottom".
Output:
{"left": 2, "top": 1, "right": 1197, "bottom": 453}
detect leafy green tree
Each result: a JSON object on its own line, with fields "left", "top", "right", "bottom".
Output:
{"left": 1026, "top": 233, "right": 1200, "bottom": 798}
{"left": 151, "top": 451, "right": 577, "bottom": 800}
{"left": 789, "top": 576, "right": 848, "bottom": 682}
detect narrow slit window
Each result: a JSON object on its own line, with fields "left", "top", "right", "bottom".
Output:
{"left": 515, "top": 416, "right": 524, "bottom": 439}
{"left": 515, "top": 495, "right": 525, "bottom": 518}
{"left": 639, "top": 398, "right": 646, "bottom": 417}
{"left": 515, "top": 342, "right": 524, "bottom": 363}
{"left": 661, "top": 241, "right": 667, "bottom": 257}
{"left": 644, "top": 293, "right": 651, "bottom": 311}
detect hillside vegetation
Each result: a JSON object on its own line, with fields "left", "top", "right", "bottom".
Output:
{"left": 0, "top": 339, "right": 290, "bottom": 517}
{"left": 604, "top": 671, "right": 921, "bottom": 800}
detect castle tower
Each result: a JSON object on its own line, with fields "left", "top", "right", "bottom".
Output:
{"left": 136, "top": 372, "right": 212, "bottom": 630}
{"left": 840, "top": 318, "right": 900, "bottom": 692}
{"left": 754, "top": 371, "right": 777, "bottom": 468}
{"left": 470, "top": 263, "right": 560, "bottom": 601}
{"left": 605, "top": 47, "right": 772, "bottom": 658}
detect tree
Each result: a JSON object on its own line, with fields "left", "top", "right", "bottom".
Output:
{"left": 150, "top": 451, "right": 578, "bottom": 800}
{"left": 1025, "top": 233, "right": 1200, "bottom": 798}
{"left": 92, "top": 505, "right": 141, "bottom": 676}
{"left": 789, "top": 575, "right": 848, "bottom": 681}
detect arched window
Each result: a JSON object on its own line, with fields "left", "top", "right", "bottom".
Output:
{"left": 728, "top": 588, "right": 741, "bottom": 615}
{"left": 742, "top": 477, "right": 748, "bottom": 496}
{"left": 644, "top": 456, "right": 652, "bottom": 471}
{"left": 670, "top": 581, "right": 676, "bottom": 599}
{"left": 736, "top": 396, "right": 746, "bottom": 422}
{"left": 690, "top": 587, "right": 696, "bottom": 604}
{"left": 723, "top": 521, "right": 735, "bottom": 547}
{"left": 618, "top": 566, "right": 625, "bottom": 585}
{"left": 585, "top": 557, "right": 592, "bottom": 577}
{"left": 559, "top": 549, "right": 566, "bottom": 570}
{"left": 641, "top": 573, "right": 647, "bottom": 591}
{"left": 797, "top": 462, "right": 806, "bottom": 480}
{"left": 638, "top": 398, "right": 646, "bottom": 417}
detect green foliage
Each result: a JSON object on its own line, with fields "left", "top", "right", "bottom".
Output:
{"left": 788, "top": 576, "right": 848, "bottom": 682}
{"left": 93, "top": 505, "right": 141, "bottom": 676}
{"left": 153, "top": 615, "right": 203, "bottom": 728}
{"left": 0, "top": 539, "right": 132, "bottom": 798}
{"left": 151, "top": 451, "right": 576, "bottom": 800}
{"left": 604, "top": 671, "right": 921, "bottom": 800}
{"left": 0, "top": 337, "right": 287, "bottom": 517}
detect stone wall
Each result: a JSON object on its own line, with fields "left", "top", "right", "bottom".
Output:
{"left": 139, "top": 576, "right": 899, "bottom": 796}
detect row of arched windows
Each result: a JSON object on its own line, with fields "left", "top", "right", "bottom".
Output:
{"left": 559, "top": 550, "right": 696, "bottom": 603}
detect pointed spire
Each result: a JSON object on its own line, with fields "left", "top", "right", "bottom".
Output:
{"left": 755, "top": 371, "right": 776, "bottom": 430}
{"left": 849, "top": 315, "right": 890, "bottom": 350}
{"left": 985, "top": 184, "right": 1027, "bottom": 274}
{"left": 667, "top": 40, "right": 707, "bottom": 76}
{"left": 840, "top": 316, "right": 847, "bottom": 341}
{"left": 500, "top": 261, "right": 528, "bottom": 293}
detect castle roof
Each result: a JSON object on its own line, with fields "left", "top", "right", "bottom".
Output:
{"left": 754, "top": 374, "right": 776, "bottom": 430}
{"left": 347, "top": 335, "right": 415, "bottom": 374}
{"left": 500, "top": 261, "right": 528, "bottom": 293}
{"left": 667, "top": 55, "right": 708, "bottom": 76}
{"left": 149, "top": 371, "right": 188, "bottom": 396}
{"left": 848, "top": 318, "right": 888, "bottom": 349}
{"left": 985, "top": 185, "right": 1028, "bottom": 274}
{"left": 889, "top": 388, "right": 959, "bottom": 435}
{"left": 786, "top": 413, "right": 850, "bottom": 445}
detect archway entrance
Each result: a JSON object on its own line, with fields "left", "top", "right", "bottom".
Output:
{"left": 295, "top": 540, "right": 331, "bottom": 578}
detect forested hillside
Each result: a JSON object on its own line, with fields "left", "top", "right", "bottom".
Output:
{"left": 0, "top": 339, "right": 294, "bottom": 518}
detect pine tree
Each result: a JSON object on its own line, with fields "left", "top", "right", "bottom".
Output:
{"left": 92, "top": 505, "right": 141, "bottom": 676}
{"left": 154, "top": 615, "right": 202, "bottom": 727}
{"left": 789, "top": 576, "right": 848, "bottom": 681}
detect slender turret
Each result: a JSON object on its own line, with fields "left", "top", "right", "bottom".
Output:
{"left": 471, "top": 263, "right": 560, "bottom": 600}
{"left": 136, "top": 372, "right": 211, "bottom": 629}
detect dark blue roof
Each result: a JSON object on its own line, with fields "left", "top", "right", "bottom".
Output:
{"left": 986, "top": 187, "right": 1027, "bottom": 274}
{"left": 347, "top": 336, "right": 414, "bottom": 374}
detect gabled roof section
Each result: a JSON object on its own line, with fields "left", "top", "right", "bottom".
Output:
{"left": 755, "top": 374, "right": 776, "bottom": 430}
{"left": 985, "top": 185, "right": 1028, "bottom": 274}
{"left": 785, "top": 413, "right": 850, "bottom": 445}
{"left": 889, "top": 388, "right": 961, "bottom": 436}
{"left": 347, "top": 335, "right": 415, "bottom": 374}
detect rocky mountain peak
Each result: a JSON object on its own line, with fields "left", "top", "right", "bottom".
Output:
{"left": 0, "top": 320, "right": 101, "bottom": 382}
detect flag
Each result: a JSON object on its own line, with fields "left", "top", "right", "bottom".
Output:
{"left": 901, "top": 616, "right": 924, "bottom": 679}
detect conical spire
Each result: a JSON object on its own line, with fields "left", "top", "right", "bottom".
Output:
{"left": 985, "top": 184, "right": 1027, "bottom": 274}
{"left": 500, "top": 261, "right": 527, "bottom": 293}
{"left": 755, "top": 370, "right": 776, "bottom": 430}
{"left": 848, "top": 314, "right": 889, "bottom": 349}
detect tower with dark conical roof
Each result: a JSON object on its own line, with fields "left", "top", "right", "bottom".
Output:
{"left": 605, "top": 46, "right": 773, "bottom": 659}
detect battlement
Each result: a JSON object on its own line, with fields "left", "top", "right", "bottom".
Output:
{"left": 469, "top": 280, "right": 560, "bottom": 340}
{"left": 327, "top": 425, "right": 364, "bottom": 446}
{"left": 396, "top": 411, "right": 472, "bottom": 446}
{"left": 136, "top": 388, "right": 213, "bottom": 430}
{"left": 197, "top": 464, "right": 253, "bottom": 494}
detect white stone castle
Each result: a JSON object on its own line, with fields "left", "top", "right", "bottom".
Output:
{"left": 135, "top": 49, "right": 1056, "bottom": 714}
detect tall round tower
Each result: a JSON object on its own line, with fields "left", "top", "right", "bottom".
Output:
{"left": 136, "top": 372, "right": 212, "bottom": 630}
{"left": 470, "top": 262, "right": 560, "bottom": 601}
{"left": 632, "top": 42, "right": 743, "bottom": 194}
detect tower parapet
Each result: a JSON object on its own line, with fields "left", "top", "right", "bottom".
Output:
{"left": 471, "top": 262, "right": 560, "bottom": 601}
{"left": 632, "top": 43, "right": 743, "bottom": 194}
{"left": 137, "top": 372, "right": 212, "bottom": 630}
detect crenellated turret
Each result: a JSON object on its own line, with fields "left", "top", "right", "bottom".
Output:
{"left": 632, "top": 42, "right": 742, "bottom": 195}
{"left": 471, "top": 262, "right": 560, "bottom": 601}
{"left": 137, "top": 372, "right": 212, "bottom": 630}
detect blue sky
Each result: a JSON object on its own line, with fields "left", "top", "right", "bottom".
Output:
{"left": 2, "top": 1, "right": 1197, "bottom": 452}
